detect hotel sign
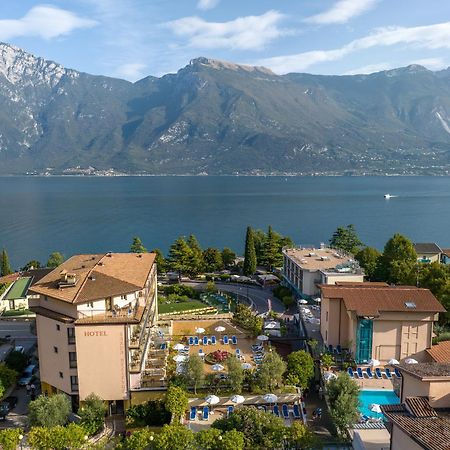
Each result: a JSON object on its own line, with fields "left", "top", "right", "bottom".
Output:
{"left": 84, "top": 330, "right": 107, "bottom": 337}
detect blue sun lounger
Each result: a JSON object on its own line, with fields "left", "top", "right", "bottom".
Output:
{"left": 259, "top": 405, "right": 267, "bottom": 413}
{"left": 203, "top": 406, "right": 209, "bottom": 420}
{"left": 211, "top": 335, "right": 217, "bottom": 345}
{"left": 293, "top": 404, "right": 301, "bottom": 419}
{"left": 273, "top": 405, "right": 280, "bottom": 417}
{"left": 194, "top": 336, "right": 199, "bottom": 345}
{"left": 227, "top": 405, "right": 234, "bottom": 417}
{"left": 282, "top": 404, "right": 290, "bottom": 419}
{"left": 190, "top": 407, "right": 197, "bottom": 420}
{"left": 394, "top": 367, "right": 402, "bottom": 378}
{"left": 231, "top": 335, "right": 237, "bottom": 345}
{"left": 366, "top": 368, "right": 374, "bottom": 379}
{"left": 385, "top": 368, "right": 393, "bottom": 379}
{"left": 223, "top": 335, "right": 229, "bottom": 344}
{"left": 347, "top": 367, "right": 355, "bottom": 377}
{"left": 357, "top": 367, "right": 364, "bottom": 378}
{"left": 375, "top": 368, "right": 383, "bottom": 379}
{"left": 188, "top": 336, "right": 194, "bottom": 346}
{"left": 203, "top": 336, "right": 208, "bottom": 346}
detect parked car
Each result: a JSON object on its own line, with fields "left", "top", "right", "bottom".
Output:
{"left": 4, "top": 396, "right": 17, "bottom": 410}
{"left": 0, "top": 402, "right": 9, "bottom": 420}
{"left": 14, "top": 345, "right": 25, "bottom": 354}
{"left": 18, "top": 364, "right": 36, "bottom": 386}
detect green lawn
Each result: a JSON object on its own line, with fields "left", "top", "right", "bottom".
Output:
{"left": 158, "top": 300, "right": 209, "bottom": 314}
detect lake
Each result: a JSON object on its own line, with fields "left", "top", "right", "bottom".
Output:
{"left": 1, "top": 176, "right": 450, "bottom": 268}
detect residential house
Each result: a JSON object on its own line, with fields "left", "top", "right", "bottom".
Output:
{"left": 413, "top": 243, "right": 443, "bottom": 264}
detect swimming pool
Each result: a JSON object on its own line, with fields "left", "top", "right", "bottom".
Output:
{"left": 359, "top": 390, "right": 399, "bottom": 418}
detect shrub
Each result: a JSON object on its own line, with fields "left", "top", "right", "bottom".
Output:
{"left": 126, "top": 400, "right": 170, "bottom": 426}
{"left": 28, "top": 423, "right": 86, "bottom": 450}
{"left": 28, "top": 394, "right": 71, "bottom": 428}
{"left": 79, "top": 393, "right": 106, "bottom": 435}
{"left": 0, "top": 428, "right": 23, "bottom": 450}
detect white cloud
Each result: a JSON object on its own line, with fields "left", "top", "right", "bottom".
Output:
{"left": 197, "top": 0, "right": 220, "bottom": 10}
{"left": 115, "top": 63, "right": 147, "bottom": 80}
{"left": 305, "top": 0, "right": 379, "bottom": 25}
{"left": 344, "top": 62, "right": 393, "bottom": 75}
{"left": 165, "top": 10, "right": 287, "bottom": 50}
{"left": 410, "top": 57, "right": 448, "bottom": 71}
{"left": 257, "top": 21, "right": 450, "bottom": 74}
{"left": 0, "top": 5, "right": 96, "bottom": 41}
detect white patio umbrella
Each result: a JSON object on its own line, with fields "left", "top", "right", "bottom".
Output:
{"left": 388, "top": 358, "right": 399, "bottom": 365}
{"left": 241, "top": 363, "right": 252, "bottom": 370}
{"left": 299, "top": 299, "right": 308, "bottom": 304}
{"left": 173, "top": 354, "right": 187, "bottom": 362}
{"left": 263, "top": 393, "right": 278, "bottom": 403}
{"left": 211, "top": 364, "right": 224, "bottom": 371}
{"left": 314, "top": 297, "right": 321, "bottom": 303}
{"left": 196, "top": 327, "right": 206, "bottom": 334}
{"left": 265, "top": 321, "right": 278, "bottom": 329}
{"left": 324, "top": 372, "right": 337, "bottom": 381}
{"left": 257, "top": 335, "right": 269, "bottom": 341}
{"left": 205, "top": 395, "right": 220, "bottom": 405}
{"left": 215, "top": 325, "right": 226, "bottom": 332}
{"left": 369, "top": 404, "right": 382, "bottom": 414}
{"left": 405, "top": 358, "right": 418, "bottom": 364}
{"left": 368, "top": 359, "right": 381, "bottom": 367}
{"left": 230, "top": 395, "right": 245, "bottom": 404}
{"left": 173, "top": 343, "right": 185, "bottom": 350}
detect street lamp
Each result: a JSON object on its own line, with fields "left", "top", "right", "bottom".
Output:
{"left": 18, "top": 434, "right": 23, "bottom": 450}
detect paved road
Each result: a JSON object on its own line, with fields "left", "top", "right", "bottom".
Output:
{"left": 0, "top": 320, "right": 36, "bottom": 361}
{"left": 183, "top": 281, "right": 285, "bottom": 315}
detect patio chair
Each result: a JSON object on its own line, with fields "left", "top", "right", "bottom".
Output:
{"left": 356, "top": 367, "right": 364, "bottom": 378}
{"left": 199, "top": 348, "right": 204, "bottom": 357}
{"left": 190, "top": 407, "right": 197, "bottom": 420}
{"left": 236, "top": 349, "right": 241, "bottom": 357}
{"left": 202, "top": 406, "right": 209, "bottom": 421}
{"left": 385, "top": 368, "right": 392, "bottom": 379}
{"left": 211, "top": 335, "right": 217, "bottom": 345}
{"left": 336, "top": 344, "right": 342, "bottom": 354}
{"left": 231, "top": 335, "right": 237, "bottom": 345}
{"left": 347, "top": 367, "right": 355, "bottom": 377}
{"left": 375, "top": 368, "right": 383, "bottom": 379}
{"left": 227, "top": 405, "right": 234, "bottom": 417}
{"left": 259, "top": 405, "right": 267, "bottom": 412}
{"left": 188, "top": 337, "right": 194, "bottom": 346}
{"left": 293, "top": 404, "right": 301, "bottom": 419}
{"left": 394, "top": 367, "right": 402, "bottom": 378}
{"left": 328, "top": 344, "right": 333, "bottom": 353}
{"left": 203, "top": 336, "right": 208, "bottom": 346}
{"left": 194, "top": 336, "right": 199, "bottom": 345}
{"left": 184, "top": 345, "right": 190, "bottom": 351}
{"left": 223, "top": 335, "right": 229, "bottom": 344}
{"left": 273, "top": 405, "right": 280, "bottom": 417}
{"left": 366, "top": 368, "right": 374, "bottom": 379}
{"left": 282, "top": 404, "right": 290, "bottom": 419}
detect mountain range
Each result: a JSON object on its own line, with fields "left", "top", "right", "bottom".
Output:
{"left": 1, "top": 42, "right": 450, "bottom": 175}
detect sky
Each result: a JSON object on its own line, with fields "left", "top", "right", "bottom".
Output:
{"left": 1, "top": 0, "right": 450, "bottom": 81}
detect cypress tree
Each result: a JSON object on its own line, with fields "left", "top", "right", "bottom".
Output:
{"left": 130, "top": 236, "right": 147, "bottom": 253}
{"left": 0, "top": 249, "right": 12, "bottom": 276}
{"left": 243, "top": 226, "right": 257, "bottom": 276}
{"left": 262, "top": 225, "right": 282, "bottom": 270}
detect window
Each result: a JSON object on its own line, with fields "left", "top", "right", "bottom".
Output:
{"left": 53, "top": 346, "right": 58, "bottom": 354}
{"left": 70, "top": 375, "right": 79, "bottom": 392}
{"left": 44, "top": 295, "right": 48, "bottom": 301}
{"left": 87, "top": 302, "right": 94, "bottom": 308}
{"left": 56, "top": 324, "right": 60, "bottom": 331}
{"left": 326, "top": 311, "right": 329, "bottom": 322}
{"left": 405, "top": 302, "right": 416, "bottom": 309}
{"left": 59, "top": 372, "right": 64, "bottom": 379}
{"left": 105, "top": 297, "right": 112, "bottom": 311}
{"left": 121, "top": 295, "right": 127, "bottom": 300}
{"left": 69, "top": 352, "right": 77, "bottom": 369}
{"left": 67, "top": 328, "right": 76, "bottom": 345}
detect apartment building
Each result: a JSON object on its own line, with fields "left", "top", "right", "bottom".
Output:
{"left": 320, "top": 283, "right": 445, "bottom": 364}
{"left": 282, "top": 246, "right": 364, "bottom": 297}
{"left": 29, "top": 253, "right": 159, "bottom": 413}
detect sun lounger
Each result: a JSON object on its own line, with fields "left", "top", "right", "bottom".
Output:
{"left": 252, "top": 344, "right": 263, "bottom": 351}
{"left": 188, "top": 337, "right": 194, "bottom": 346}
{"left": 336, "top": 345, "right": 342, "bottom": 354}
{"left": 227, "top": 405, "right": 234, "bottom": 417}
{"left": 394, "top": 367, "right": 402, "bottom": 378}
{"left": 259, "top": 405, "right": 267, "bottom": 412}
{"left": 223, "top": 335, "right": 229, "bottom": 344}
{"left": 347, "top": 367, "right": 355, "bottom": 377}
{"left": 236, "top": 349, "right": 241, "bottom": 356}
{"left": 375, "top": 368, "right": 383, "bottom": 379}
{"left": 202, "top": 406, "right": 209, "bottom": 420}
{"left": 273, "top": 405, "right": 280, "bottom": 417}
{"left": 199, "top": 349, "right": 204, "bottom": 357}
{"left": 385, "top": 368, "right": 392, "bottom": 379}
{"left": 366, "top": 368, "right": 374, "bottom": 379}
{"left": 190, "top": 407, "right": 197, "bottom": 420}
{"left": 211, "top": 336, "right": 217, "bottom": 345}
{"left": 282, "top": 404, "right": 289, "bottom": 419}
{"left": 231, "top": 335, "right": 237, "bottom": 345}
{"left": 160, "top": 343, "right": 167, "bottom": 350}
{"left": 293, "top": 404, "right": 301, "bottom": 419}
{"left": 357, "top": 367, "right": 364, "bottom": 378}
{"left": 194, "top": 336, "right": 199, "bottom": 345}
{"left": 328, "top": 344, "right": 333, "bottom": 353}
{"left": 203, "top": 336, "right": 208, "bottom": 346}
{"left": 184, "top": 345, "right": 190, "bottom": 351}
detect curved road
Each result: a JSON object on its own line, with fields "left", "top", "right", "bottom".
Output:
{"left": 183, "top": 281, "right": 285, "bottom": 315}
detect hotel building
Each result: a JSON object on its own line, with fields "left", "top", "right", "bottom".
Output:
{"left": 320, "top": 282, "right": 446, "bottom": 364}
{"left": 29, "top": 253, "right": 161, "bottom": 413}
{"left": 282, "top": 246, "right": 364, "bottom": 297}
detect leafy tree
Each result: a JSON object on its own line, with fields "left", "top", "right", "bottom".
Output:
{"left": 213, "top": 406, "right": 285, "bottom": 449}
{"left": 355, "top": 247, "right": 381, "bottom": 280}
{"left": 28, "top": 394, "right": 71, "bottom": 427}
{"left": 0, "top": 364, "right": 17, "bottom": 392}
{"left": 206, "top": 280, "right": 217, "bottom": 293}
{"left": 21, "top": 260, "right": 41, "bottom": 271}
{"left": 243, "top": 227, "right": 256, "bottom": 276}
{"left": 130, "top": 236, "right": 147, "bottom": 253}
{"left": 195, "top": 429, "right": 245, "bottom": 450}
{"left": 186, "top": 234, "right": 204, "bottom": 276}
{"left": 123, "top": 428, "right": 156, "bottom": 450}
{"left": 0, "top": 249, "right": 12, "bottom": 276}
{"left": 165, "top": 385, "right": 188, "bottom": 422}
{"left": 221, "top": 248, "right": 236, "bottom": 267}
{"left": 321, "top": 353, "right": 335, "bottom": 371}
{"left": 0, "top": 428, "right": 23, "bottom": 450}
{"left": 46, "top": 252, "right": 65, "bottom": 268}
{"left": 232, "top": 304, "right": 263, "bottom": 336}
{"left": 154, "top": 424, "right": 194, "bottom": 450}
{"left": 226, "top": 356, "right": 244, "bottom": 393}
{"left": 168, "top": 237, "right": 192, "bottom": 278}
{"left": 285, "top": 422, "right": 317, "bottom": 450}
{"left": 126, "top": 400, "right": 170, "bottom": 426}
{"left": 79, "top": 393, "right": 106, "bottom": 435}
{"left": 285, "top": 350, "right": 314, "bottom": 389}
{"left": 377, "top": 233, "right": 417, "bottom": 284}
{"left": 330, "top": 224, "right": 362, "bottom": 254}
{"left": 262, "top": 226, "right": 283, "bottom": 269}
{"left": 28, "top": 424, "right": 86, "bottom": 450}
{"left": 327, "top": 373, "right": 360, "bottom": 437}
{"left": 5, "top": 350, "right": 28, "bottom": 373}
{"left": 151, "top": 248, "right": 167, "bottom": 273}
{"left": 185, "top": 354, "right": 204, "bottom": 394}
{"left": 203, "top": 248, "right": 224, "bottom": 272}
{"left": 255, "top": 351, "right": 286, "bottom": 392}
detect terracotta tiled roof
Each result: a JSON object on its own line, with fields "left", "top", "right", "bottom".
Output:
{"left": 427, "top": 341, "right": 450, "bottom": 363}
{"left": 381, "top": 398, "right": 450, "bottom": 450}
{"left": 320, "top": 284, "right": 445, "bottom": 317}
{"left": 29, "top": 253, "right": 155, "bottom": 304}
{"left": 397, "top": 362, "right": 450, "bottom": 380}
{"left": 0, "top": 273, "right": 19, "bottom": 284}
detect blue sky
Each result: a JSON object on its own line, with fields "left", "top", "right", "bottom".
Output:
{"left": 1, "top": 0, "right": 450, "bottom": 81}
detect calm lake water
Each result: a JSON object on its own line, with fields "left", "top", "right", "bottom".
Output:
{"left": 1, "top": 176, "right": 450, "bottom": 268}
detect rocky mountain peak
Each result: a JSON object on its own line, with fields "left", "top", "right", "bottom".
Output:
{"left": 188, "top": 57, "right": 275, "bottom": 76}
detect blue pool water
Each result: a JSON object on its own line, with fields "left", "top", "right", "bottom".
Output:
{"left": 359, "top": 390, "right": 399, "bottom": 418}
